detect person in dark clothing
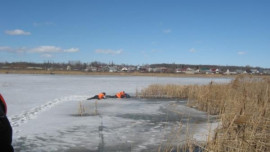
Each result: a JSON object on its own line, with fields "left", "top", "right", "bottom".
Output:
{"left": 87, "top": 92, "right": 106, "bottom": 100}
{"left": 0, "top": 94, "right": 14, "bottom": 152}
{"left": 115, "top": 91, "right": 126, "bottom": 98}
{"left": 107, "top": 91, "right": 131, "bottom": 98}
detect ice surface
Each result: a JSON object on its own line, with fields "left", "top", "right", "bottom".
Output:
{"left": 0, "top": 74, "right": 231, "bottom": 151}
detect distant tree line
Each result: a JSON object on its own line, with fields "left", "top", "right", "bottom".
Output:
{"left": 0, "top": 61, "right": 269, "bottom": 73}
{"left": 149, "top": 63, "right": 262, "bottom": 73}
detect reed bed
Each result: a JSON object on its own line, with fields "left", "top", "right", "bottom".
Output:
{"left": 138, "top": 76, "right": 270, "bottom": 151}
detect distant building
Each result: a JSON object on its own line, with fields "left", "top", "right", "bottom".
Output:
{"left": 225, "top": 69, "right": 230, "bottom": 75}
{"left": 121, "top": 67, "right": 128, "bottom": 72}
{"left": 263, "top": 70, "right": 270, "bottom": 75}
{"left": 27, "top": 67, "right": 43, "bottom": 70}
{"left": 147, "top": 67, "right": 153, "bottom": 72}
{"left": 139, "top": 67, "right": 148, "bottom": 72}
{"left": 211, "top": 68, "right": 220, "bottom": 74}
{"left": 153, "top": 67, "right": 167, "bottom": 73}
{"left": 250, "top": 69, "right": 259, "bottom": 74}
{"left": 199, "top": 68, "right": 212, "bottom": 74}
{"left": 175, "top": 68, "right": 183, "bottom": 73}
{"left": 184, "top": 68, "right": 195, "bottom": 74}
{"left": 90, "top": 66, "right": 98, "bottom": 72}
{"left": 47, "top": 67, "right": 54, "bottom": 71}
{"left": 153, "top": 68, "right": 161, "bottom": 73}
{"left": 67, "top": 65, "right": 71, "bottom": 71}
{"left": 235, "top": 69, "right": 244, "bottom": 74}
{"left": 109, "top": 66, "right": 117, "bottom": 72}
{"left": 225, "top": 69, "right": 237, "bottom": 75}
{"left": 100, "top": 66, "right": 109, "bottom": 72}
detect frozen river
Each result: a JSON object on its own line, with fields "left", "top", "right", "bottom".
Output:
{"left": 0, "top": 74, "right": 231, "bottom": 151}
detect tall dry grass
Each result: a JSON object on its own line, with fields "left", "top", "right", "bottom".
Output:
{"left": 138, "top": 84, "right": 191, "bottom": 99}
{"left": 138, "top": 76, "right": 270, "bottom": 151}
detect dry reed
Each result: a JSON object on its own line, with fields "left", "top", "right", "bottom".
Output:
{"left": 138, "top": 75, "right": 270, "bottom": 151}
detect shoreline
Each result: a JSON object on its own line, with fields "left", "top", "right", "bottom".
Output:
{"left": 0, "top": 69, "right": 236, "bottom": 78}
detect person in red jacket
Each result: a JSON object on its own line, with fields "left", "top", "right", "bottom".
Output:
{"left": 107, "top": 91, "right": 131, "bottom": 98}
{"left": 116, "top": 91, "right": 126, "bottom": 98}
{"left": 87, "top": 92, "right": 106, "bottom": 100}
{"left": 0, "top": 93, "right": 14, "bottom": 152}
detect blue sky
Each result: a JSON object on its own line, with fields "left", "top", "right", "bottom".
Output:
{"left": 0, "top": 0, "right": 270, "bottom": 68}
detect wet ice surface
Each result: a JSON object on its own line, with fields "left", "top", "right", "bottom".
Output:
{"left": 0, "top": 74, "right": 231, "bottom": 151}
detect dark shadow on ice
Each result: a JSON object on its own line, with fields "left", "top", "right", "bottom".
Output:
{"left": 70, "top": 113, "right": 100, "bottom": 117}
{"left": 98, "top": 118, "right": 105, "bottom": 152}
{"left": 117, "top": 106, "right": 208, "bottom": 124}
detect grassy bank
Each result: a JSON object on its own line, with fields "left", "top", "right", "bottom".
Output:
{"left": 138, "top": 76, "right": 270, "bottom": 151}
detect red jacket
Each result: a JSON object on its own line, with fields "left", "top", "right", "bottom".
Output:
{"left": 0, "top": 93, "right": 7, "bottom": 115}
{"left": 98, "top": 93, "right": 105, "bottom": 99}
{"left": 116, "top": 91, "right": 125, "bottom": 98}
{"left": 0, "top": 93, "right": 14, "bottom": 151}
